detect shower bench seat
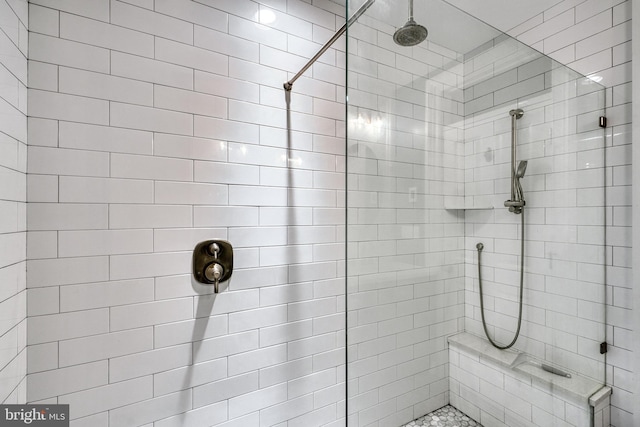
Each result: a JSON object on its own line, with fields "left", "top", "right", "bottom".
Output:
{"left": 447, "top": 332, "right": 611, "bottom": 427}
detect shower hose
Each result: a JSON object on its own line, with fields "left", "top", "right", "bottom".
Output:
{"left": 476, "top": 209, "right": 525, "bottom": 350}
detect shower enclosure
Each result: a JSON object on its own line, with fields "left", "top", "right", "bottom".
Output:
{"left": 344, "top": 0, "right": 607, "bottom": 425}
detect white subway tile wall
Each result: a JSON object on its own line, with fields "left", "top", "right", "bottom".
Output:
{"left": 0, "top": 0, "right": 27, "bottom": 405}
{"left": 0, "top": 1, "right": 629, "bottom": 427}
{"left": 25, "top": 0, "right": 347, "bottom": 425}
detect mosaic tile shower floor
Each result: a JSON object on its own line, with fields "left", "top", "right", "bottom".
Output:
{"left": 403, "top": 405, "right": 482, "bottom": 427}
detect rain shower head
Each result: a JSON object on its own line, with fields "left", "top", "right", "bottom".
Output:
{"left": 393, "top": 0, "right": 428, "bottom": 46}
{"left": 516, "top": 160, "right": 528, "bottom": 179}
{"left": 393, "top": 18, "right": 428, "bottom": 46}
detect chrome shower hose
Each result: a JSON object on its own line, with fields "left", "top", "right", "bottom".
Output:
{"left": 477, "top": 209, "right": 525, "bottom": 350}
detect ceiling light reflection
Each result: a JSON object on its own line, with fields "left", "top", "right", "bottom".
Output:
{"left": 258, "top": 9, "right": 276, "bottom": 25}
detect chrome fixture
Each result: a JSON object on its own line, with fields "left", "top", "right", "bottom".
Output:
{"left": 284, "top": 0, "right": 376, "bottom": 92}
{"left": 511, "top": 353, "right": 572, "bottom": 378}
{"left": 477, "top": 109, "right": 527, "bottom": 350}
{"left": 541, "top": 363, "right": 572, "bottom": 378}
{"left": 476, "top": 235, "right": 524, "bottom": 350}
{"left": 513, "top": 159, "right": 527, "bottom": 205}
{"left": 393, "top": 0, "right": 428, "bottom": 46}
{"left": 504, "top": 108, "right": 525, "bottom": 214}
{"left": 193, "top": 240, "right": 234, "bottom": 293}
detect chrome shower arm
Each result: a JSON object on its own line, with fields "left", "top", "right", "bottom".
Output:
{"left": 283, "top": 0, "right": 376, "bottom": 92}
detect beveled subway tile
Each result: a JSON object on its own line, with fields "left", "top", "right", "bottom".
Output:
{"left": 110, "top": 103, "right": 193, "bottom": 136}
{"left": 59, "top": 67, "right": 153, "bottom": 106}
{"left": 27, "top": 341, "right": 58, "bottom": 374}
{"left": 110, "top": 252, "right": 192, "bottom": 280}
{"left": 60, "top": 13, "right": 153, "bottom": 58}
{"left": 108, "top": 390, "right": 192, "bottom": 426}
{"left": 193, "top": 331, "right": 258, "bottom": 364}
{"left": 193, "top": 206, "right": 258, "bottom": 227}
{"left": 27, "top": 309, "right": 109, "bottom": 345}
{"left": 228, "top": 383, "right": 286, "bottom": 419}
{"left": 194, "top": 115, "right": 258, "bottom": 143}
{"left": 109, "top": 344, "right": 192, "bottom": 382}
{"left": 156, "top": 134, "right": 227, "bottom": 162}
{"left": 58, "top": 328, "right": 153, "bottom": 367}
{"left": 27, "top": 360, "right": 108, "bottom": 402}
{"left": 28, "top": 61, "right": 57, "bottom": 91}
{"left": 155, "top": 0, "right": 227, "bottom": 32}
{"left": 155, "top": 181, "right": 228, "bottom": 205}
{"left": 111, "top": 153, "right": 193, "bottom": 181}
{"left": 26, "top": 230, "right": 57, "bottom": 259}
{"left": 194, "top": 0, "right": 258, "bottom": 21}
{"left": 59, "top": 122, "right": 153, "bottom": 155}
{"left": 111, "top": 0, "right": 193, "bottom": 44}
{"left": 194, "top": 161, "right": 258, "bottom": 185}
{"left": 193, "top": 373, "right": 258, "bottom": 409}
{"left": 111, "top": 51, "right": 193, "bottom": 90}
{"left": 29, "top": 4, "right": 59, "bottom": 37}
{"left": 155, "top": 401, "right": 228, "bottom": 427}
{"left": 154, "top": 85, "right": 227, "bottom": 118}
{"left": 27, "top": 256, "right": 109, "bottom": 288}
{"left": 154, "top": 315, "right": 228, "bottom": 348}
{"left": 30, "top": 0, "right": 109, "bottom": 21}
{"left": 228, "top": 186, "right": 287, "bottom": 207}
{"left": 109, "top": 205, "right": 192, "bottom": 229}
{"left": 59, "top": 278, "right": 154, "bottom": 311}
{"left": 29, "top": 33, "right": 109, "bottom": 74}
{"left": 110, "top": 298, "right": 193, "bottom": 331}
{"left": 59, "top": 377, "right": 152, "bottom": 419}
{"left": 59, "top": 176, "right": 153, "bottom": 204}
{"left": 195, "top": 69, "right": 259, "bottom": 104}
{"left": 28, "top": 90, "right": 109, "bottom": 125}
{"left": 0, "top": 292, "right": 25, "bottom": 338}
{"left": 0, "top": 167, "right": 25, "bottom": 202}
{"left": 28, "top": 203, "right": 108, "bottom": 231}
{"left": 155, "top": 37, "right": 228, "bottom": 75}
{"left": 194, "top": 25, "right": 258, "bottom": 62}
{"left": 27, "top": 287, "right": 59, "bottom": 316}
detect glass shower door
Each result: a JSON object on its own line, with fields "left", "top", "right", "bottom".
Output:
{"left": 345, "top": 0, "right": 607, "bottom": 426}
{"left": 346, "top": 1, "right": 467, "bottom": 425}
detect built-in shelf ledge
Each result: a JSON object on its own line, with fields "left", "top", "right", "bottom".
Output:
{"left": 444, "top": 204, "right": 494, "bottom": 210}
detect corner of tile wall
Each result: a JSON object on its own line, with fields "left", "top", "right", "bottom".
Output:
{"left": 0, "top": 0, "right": 28, "bottom": 405}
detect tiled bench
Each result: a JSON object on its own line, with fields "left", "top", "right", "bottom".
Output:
{"left": 448, "top": 332, "right": 611, "bottom": 427}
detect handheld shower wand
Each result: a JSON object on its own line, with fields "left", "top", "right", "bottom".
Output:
{"left": 478, "top": 109, "right": 527, "bottom": 351}
{"left": 516, "top": 160, "right": 527, "bottom": 179}
{"left": 515, "top": 160, "right": 527, "bottom": 203}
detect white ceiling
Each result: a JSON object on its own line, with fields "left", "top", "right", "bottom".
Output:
{"left": 443, "top": 0, "right": 565, "bottom": 34}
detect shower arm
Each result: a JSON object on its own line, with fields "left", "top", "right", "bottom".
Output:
{"left": 283, "top": 0, "right": 376, "bottom": 92}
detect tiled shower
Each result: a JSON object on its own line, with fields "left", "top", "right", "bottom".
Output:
{"left": 0, "top": 0, "right": 633, "bottom": 426}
